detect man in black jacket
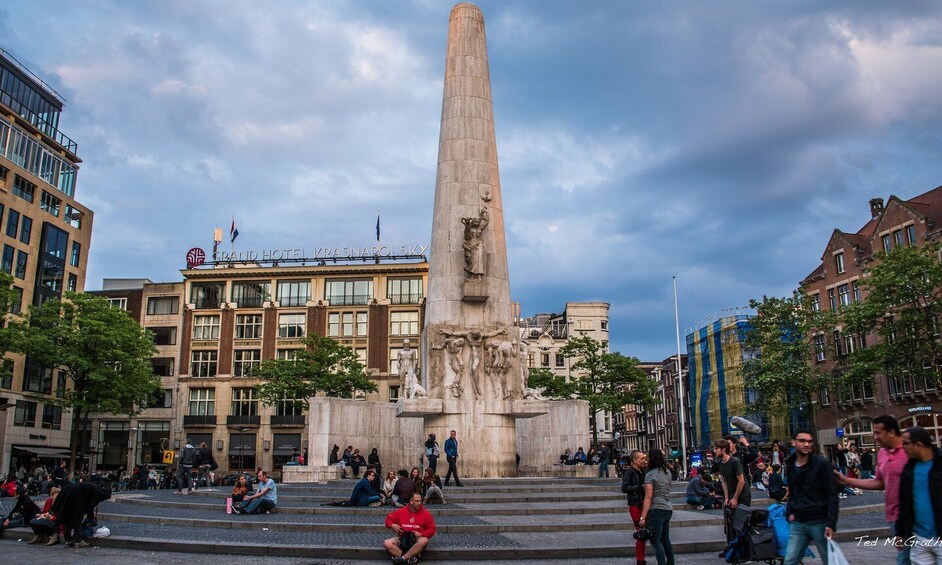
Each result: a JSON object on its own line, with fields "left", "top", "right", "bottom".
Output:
{"left": 620, "top": 450, "right": 648, "bottom": 565}
{"left": 896, "top": 426, "right": 942, "bottom": 564}
{"left": 783, "top": 430, "right": 838, "bottom": 565}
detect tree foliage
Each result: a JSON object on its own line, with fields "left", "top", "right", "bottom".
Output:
{"left": 742, "top": 291, "right": 836, "bottom": 424}
{"left": 843, "top": 242, "right": 942, "bottom": 386}
{"left": 526, "top": 367, "right": 576, "bottom": 400}
{"left": 7, "top": 292, "right": 159, "bottom": 472}
{"left": 559, "top": 335, "right": 657, "bottom": 446}
{"left": 0, "top": 271, "right": 19, "bottom": 382}
{"left": 253, "top": 334, "right": 377, "bottom": 408}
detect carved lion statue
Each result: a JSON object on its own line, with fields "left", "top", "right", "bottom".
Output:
{"left": 521, "top": 386, "right": 546, "bottom": 400}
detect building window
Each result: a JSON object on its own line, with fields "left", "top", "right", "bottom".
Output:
{"left": 354, "top": 347, "right": 367, "bottom": 366}
{"left": 39, "top": 259, "right": 63, "bottom": 293}
{"left": 835, "top": 252, "right": 845, "bottom": 274}
{"left": 231, "top": 388, "right": 258, "bottom": 416}
{"left": 41, "top": 404, "right": 62, "bottom": 429}
{"left": 555, "top": 354, "right": 565, "bottom": 368}
{"left": 70, "top": 241, "right": 81, "bottom": 267}
{"left": 9, "top": 286, "right": 22, "bottom": 314}
{"left": 106, "top": 297, "right": 128, "bottom": 310}
{"left": 12, "top": 174, "right": 35, "bottom": 203}
{"left": 276, "top": 349, "right": 298, "bottom": 361}
{"left": 541, "top": 353, "right": 550, "bottom": 367}
{"left": 275, "top": 398, "right": 304, "bottom": 416}
{"left": 19, "top": 215, "right": 31, "bottom": 244}
{"left": 142, "top": 388, "right": 172, "bottom": 409}
{"left": 1, "top": 245, "right": 12, "bottom": 274}
{"left": 838, "top": 284, "right": 851, "bottom": 308}
{"left": 278, "top": 313, "right": 306, "bottom": 338}
{"left": 235, "top": 314, "right": 263, "bottom": 339}
{"left": 231, "top": 281, "right": 269, "bottom": 308}
{"left": 190, "top": 350, "right": 218, "bottom": 378}
{"left": 390, "top": 311, "right": 419, "bottom": 336}
{"left": 277, "top": 280, "right": 310, "bottom": 307}
{"left": 40, "top": 191, "right": 61, "bottom": 217}
{"left": 55, "top": 371, "right": 66, "bottom": 398}
{"left": 41, "top": 223, "right": 68, "bottom": 260}
{"left": 151, "top": 358, "right": 175, "bottom": 377}
{"left": 192, "top": 315, "right": 221, "bottom": 340}
{"left": 601, "top": 320, "right": 608, "bottom": 331}
{"left": 389, "top": 385, "right": 400, "bottom": 403}
{"left": 147, "top": 296, "right": 178, "bottom": 315}
{"left": 907, "top": 225, "right": 917, "bottom": 246}
{"left": 827, "top": 289, "right": 836, "bottom": 312}
{"left": 151, "top": 327, "right": 177, "bottom": 345}
{"left": 191, "top": 283, "right": 224, "bottom": 309}
{"left": 852, "top": 281, "right": 861, "bottom": 303}
{"left": 188, "top": 388, "right": 215, "bottom": 415}
{"left": 23, "top": 362, "right": 53, "bottom": 394}
{"left": 325, "top": 279, "right": 373, "bottom": 306}
{"left": 328, "top": 311, "right": 367, "bottom": 337}
{"left": 63, "top": 205, "right": 82, "bottom": 229}
{"left": 66, "top": 274, "right": 77, "bottom": 292}
{"left": 233, "top": 350, "right": 261, "bottom": 377}
{"left": 882, "top": 234, "right": 891, "bottom": 253}
{"left": 387, "top": 278, "right": 423, "bottom": 304}
{"left": 6, "top": 209, "right": 18, "bottom": 239}
{"left": 810, "top": 294, "right": 820, "bottom": 312}
{"left": 814, "top": 334, "right": 826, "bottom": 362}
{"left": 894, "top": 229, "right": 904, "bottom": 247}
{"left": 819, "top": 387, "right": 829, "bottom": 406}
{"left": 13, "top": 400, "right": 37, "bottom": 427}
{"left": 14, "top": 250, "right": 26, "bottom": 279}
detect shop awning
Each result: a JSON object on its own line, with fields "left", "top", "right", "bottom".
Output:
{"left": 228, "top": 447, "right": 257, "bottom": 456}
{"left": 15, "top": 446, "right": 71, "bottom": 457}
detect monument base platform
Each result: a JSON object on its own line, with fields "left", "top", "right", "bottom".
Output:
{"left": 281, "top": 465, "right": 341, "bottom": 484}
{"left": 518, "top": 463, "right": 599, "bottom": 478}
{"left": 396, "top": 398, "right": 443, "bottom": 417}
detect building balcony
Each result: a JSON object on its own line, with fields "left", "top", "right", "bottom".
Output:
{"left": 183, "top": 415, "right": 217, "bottom": 427}
{"left": 327, "top": 294, "right": 372, "bottom": 306}
{"left": 193, "top": 297, "right": 222, "bottom": 309}
{"left": 227, "top": 414, "right": 261, "bottom": 427}
{"left": 278, "top": 297, "right": 310, "bottom": 307}
{"left": 270, "top": 415, "right": 305, "bottom": 427}
{"left": 0, "top": 87, "right": 78, "bottom": 154}
{"left": 389, "top": 293, "right": 423, "bottom": 305}
{"left": 234, "top": 297, "right": 266, "bottom": 308}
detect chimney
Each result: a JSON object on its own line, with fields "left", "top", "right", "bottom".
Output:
{"left": 869, "top": 198, "right": 884, "bottom": 219}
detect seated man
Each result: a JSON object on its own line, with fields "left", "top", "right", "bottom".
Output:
{"left": 391, "top": 469, "right": 415, "bottom": 507}
{"left": 233, "top": 470, "right": 277, "bottom": 514}
{"left": 766, "top": 463, "right": 787, "bottom": 501}
{"left": 350, "top": 469, "right": 382, "bottom": 507}
{"left": 383, "top": 492, "right": 436, "bottom": 565}
{"left": 685, "top": 473, "right": 721, "bottom": 510}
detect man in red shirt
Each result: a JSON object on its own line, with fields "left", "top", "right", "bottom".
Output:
{"left": 383, "top": 492, "right": 436, "bottom": 564}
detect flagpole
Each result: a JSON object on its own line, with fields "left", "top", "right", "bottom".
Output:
{"left": 673, "top": 275, "right": 688, "bottom": 477}
{"left": 231, "top": 216, "right": 235, "bottom": 255}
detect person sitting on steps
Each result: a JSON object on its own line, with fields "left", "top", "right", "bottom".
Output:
{"left": 383, "top": 492, "right": 436, "bottom": 565}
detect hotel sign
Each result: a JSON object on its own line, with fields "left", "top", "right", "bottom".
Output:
{"left": 909, "top": 406, "right": 933, "bottom": 413}
{"left": 190, "top": 243, "right": 430, "bottom": 264}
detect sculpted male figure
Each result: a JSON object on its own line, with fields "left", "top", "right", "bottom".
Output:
{"left": 397, "top": 340, "right": 421, "bottom": 399}
{"left": 431, "top": 337, "right": 465, "bottom": 398}
{"left": 460, "top": 208, "right": 489, "bottom": 278}
{"left": 438, "top": 328, "right": 506, "bottom": 398}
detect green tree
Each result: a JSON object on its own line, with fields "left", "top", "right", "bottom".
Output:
{"left": 7, "top": 293, "right": 159, "bottom": 474}
{"left": 526, "top": 367, "right": 576, "bottom": 399}
{"left": 742, "top": 291, "right": 836, "bottom": 434}
{"left": 842, "top": 242, "right": 942, "bottom": 387}
{"left": 253, "top": 333, "right": 377, "bottom": 408}
{"left": 0, "top": 271, "right": 20, "bottom": 384}
{"left": 559, "top": 335, "right": 657, "bottom": 447}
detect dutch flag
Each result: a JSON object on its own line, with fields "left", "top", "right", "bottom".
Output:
{"left": 230, "top": 218, "right": 239, "bottom": 243}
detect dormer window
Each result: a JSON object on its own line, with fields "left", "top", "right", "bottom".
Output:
{"left": 835, "top": 252, "right": 845, "bottom": 274}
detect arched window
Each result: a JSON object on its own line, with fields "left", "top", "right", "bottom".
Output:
{"left": 843, "top": 418, "right": 875, "bottom": 449}
{"left": 899, "top": 413, "right": 942, "bottom": 447}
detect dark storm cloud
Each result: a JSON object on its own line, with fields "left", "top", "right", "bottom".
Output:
{"left": 1, "top": 1, "right": 941, "bottom": 359}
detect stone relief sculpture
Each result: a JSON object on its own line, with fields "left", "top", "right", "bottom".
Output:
{"left": 485, "top": 339, "right": 519, "bottom": 399}
{"left": 431, "top": 337, "right": 466, "bottom": 398}
{"left": 460, "top": 208, "right": 489, "bottom": 279}
{"left": 518, "top": 340, "right": 529, "bottom": 393}
{"left": 438, "top": 327, "right": 506, "bottom": 398}
{"left": 397, "top": 340, "right": 424, "bottom": 399}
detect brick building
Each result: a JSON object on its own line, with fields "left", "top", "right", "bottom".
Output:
{"left": 802, "top": 185, "right": 942, "bottom": 452}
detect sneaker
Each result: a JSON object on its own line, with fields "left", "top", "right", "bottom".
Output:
{"left": 369, "top": 500, "right": 383, "bottom": 507}
{"left": 407, "top": 556, "right": 420, "bottom": 565}
{"left": 65, "top": 542, "right": 75, "bottom": 548}
{"left": 696, "top": 505, "right": 704, "bottom": 511}
{"left": 46, "top": 535, "right": 60, "bottom": 546}
{"left": 391, "top": 557, "right": 406, "bottom": 565}
{"left": 74, "top": 540, "right": 90, "bottom": 548}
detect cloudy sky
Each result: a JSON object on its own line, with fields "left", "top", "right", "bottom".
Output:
{"left": 2, "top": 1, "right": 941, "bottom": 360}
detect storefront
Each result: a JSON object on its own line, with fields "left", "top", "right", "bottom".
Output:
{"left": 272, "top": 433, "right": 302, "bottom": 469}
{"left": 98, "top": 421, "right": 130, "bottom": 471}
{"left": 228, "top": 432, "right": 256, "bottom": 474}
{"left": 899, "top": 407, "right": 942, "bottom": 445}
{"left": 137, "top": 421, "right": 170, "bottom": 466}
{"left": 10, "top": 445, "right": 71, "bottom": 476}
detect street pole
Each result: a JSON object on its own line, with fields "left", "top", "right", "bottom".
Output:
{"left": 239, "top": 428, "right": 248, "bottom": 477}
{"left": 673, "top": 276, "right": 688, "bottom": 477}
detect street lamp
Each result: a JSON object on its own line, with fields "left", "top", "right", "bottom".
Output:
{"left": 239, "top": 428, "right": 249, "bottom": 476}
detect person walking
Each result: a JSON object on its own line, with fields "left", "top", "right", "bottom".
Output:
{"left": 443, "top": 430, "right": 463, "bottom": 487}
{"left": 836, "top": 414, "right": 911, "bottom": 565}
{"left": 424, "top": 434, "right": 440, "bottom": 474}
{"left": 859, "top": 447, "right": 875, "bottom": 479}
{"left": 175, "top": 439, "right": 196, "bottom": 495}
{"left": 783, "top": 430, "right": 839, "bottom": 565}
{"left": 599, "top": 444, "right": 611, "bottom": 478}
{"left": 621, "top": 450, "right": 649, "bottom": 565}
{"left": 639, "top": 449, "right": 674, "bottom": 565}
{"left": 194, "top": 441, "right": 215, "bottom": 491}
{"left": 897, "top": 426, "right": 942, "bottom": 565}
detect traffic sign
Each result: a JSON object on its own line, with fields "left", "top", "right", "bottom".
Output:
{"left": 836, "top": 428, "right": 844, "bottom": 438}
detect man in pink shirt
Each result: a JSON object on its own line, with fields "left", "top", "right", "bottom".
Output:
{"left": 835, "top": 414, "right": 910, "bottom": 565}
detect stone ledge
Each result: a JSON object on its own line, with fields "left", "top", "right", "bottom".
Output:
{"left": 281, "top": 465, "right": 341, "bottom": 484}
{"left": 508, "top": 399, "right": 550, "bottom": 418}
{"left": 396, "top": 398, "right": 444, "bottom": 417}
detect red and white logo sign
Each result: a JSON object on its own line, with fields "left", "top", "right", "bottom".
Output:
{"left": 186, "top": 247, "right": 206, "bottom": 268}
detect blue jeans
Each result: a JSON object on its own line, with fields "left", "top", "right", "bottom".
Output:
{"left": 860, "top": 470, "right": 874, "bottom": 479}
{"left": 686, "top": 495, "right": 716, "bottom": 507}
{"left": 646, "top": 508, "right": 674, "bottom": 565}
{"left": 357, "top": 495, "right": 381, "bottom": 506}
{"left": 598, "top": 461, "right": 609, "bottom": 478}
{"left": 890, "top": 522, "right": 913, "bottom": 565}
{"left": 242, "top": 497, "right": 276, "bottom": 514}
{"left": 784, "top": 521, "right": 829, "bottom": 565}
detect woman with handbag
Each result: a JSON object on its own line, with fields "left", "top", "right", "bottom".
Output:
{"left": 621, "top": 450, "right": 649, "bottom": 565}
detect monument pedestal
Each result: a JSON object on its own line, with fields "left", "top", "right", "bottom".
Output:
{"left": 281, "top": 465, "right": 341, "bottom": 483}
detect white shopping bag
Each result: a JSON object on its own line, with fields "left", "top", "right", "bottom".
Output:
{"left": 827, "top": 538, "right": 850, "bottom": 565}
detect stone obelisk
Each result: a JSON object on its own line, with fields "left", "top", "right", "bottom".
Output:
{"left": 412, "top": 2, "right": 523, "bottom": 478}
